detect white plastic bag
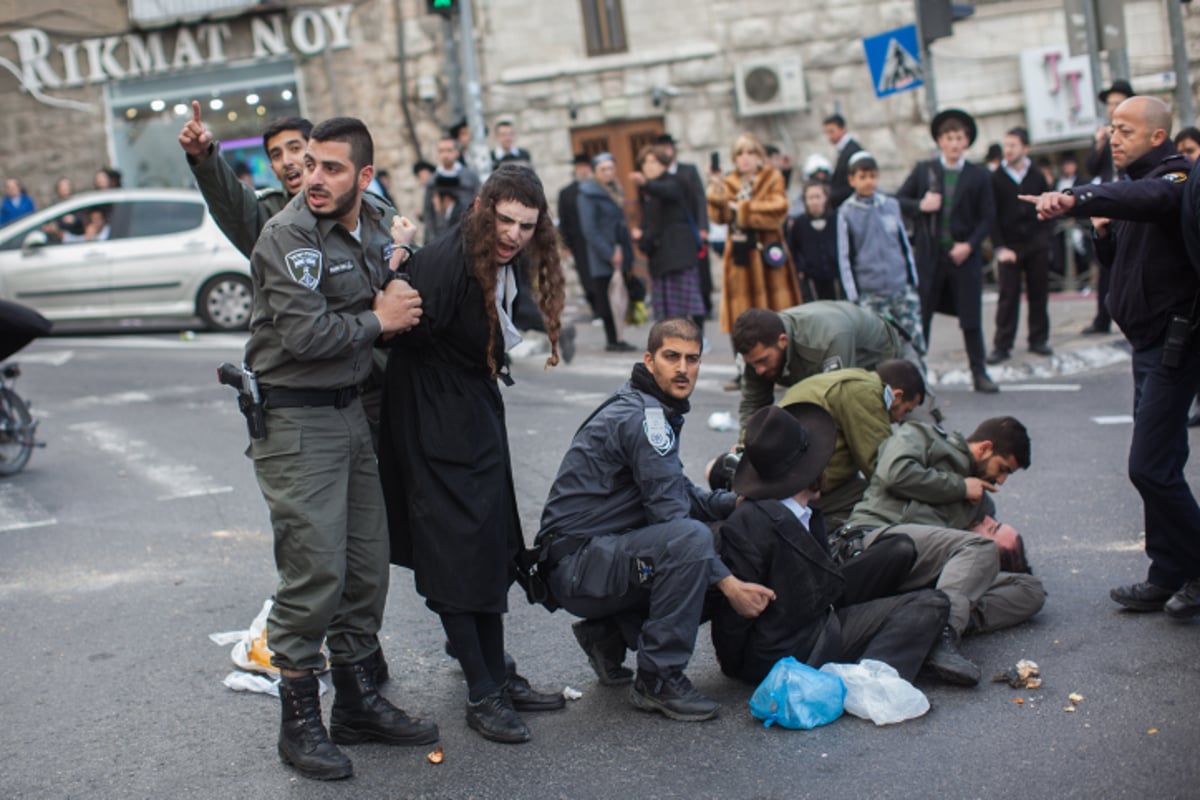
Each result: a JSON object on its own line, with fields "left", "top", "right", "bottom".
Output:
{"left": 819, "top": 660, "right": 929, "bottom": 725}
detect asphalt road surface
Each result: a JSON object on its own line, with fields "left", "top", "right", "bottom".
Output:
{"left": 1, "top": 327, "right": 1198, "bottom": 800}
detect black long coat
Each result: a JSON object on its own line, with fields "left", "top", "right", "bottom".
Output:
{"left": 379, "top": 228, "right": 523, "bottom": 613}
{"left": 896, "top": 160, "right": 994, "bottom": 329}
{"left": 639, "top": 173, "right": 699, "bottom": 277}
{"left": 711, "top": 500, "right": 845, "bottom": 685}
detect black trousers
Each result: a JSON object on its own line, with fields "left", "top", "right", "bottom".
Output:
{"left": 0, "top": 300, "right": 51, "bottom": 363}
{"left": 590, "top": 275, "right": 618, "bottom": 345}
{"left": 1130, "top": 343, "right": 1200, "bottom": 589}
{"left": 993, "top": 242, "right": 1051, "bottom": 351}
{"left": 834, "top": 589, "right": 949, "bottom": 682}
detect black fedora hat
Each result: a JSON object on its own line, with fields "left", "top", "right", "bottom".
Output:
{"left": 654, "top": 133, "right": 677, "bottom": 146}
{"left": 1098, "top": 79, "right": 1135, "bottom": 103}
{"left": 733, "top": 403, "right": 837, "bottom": 500}
{"left": 930, "top": 108, "right": 977, "bottom": 147}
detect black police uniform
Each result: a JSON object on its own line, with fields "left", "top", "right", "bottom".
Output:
{"left": 1066, "top": 141, "right": 1200, "bottom": 591}
{"left": 536, "top": 367, "right": 736, "bottom": 677}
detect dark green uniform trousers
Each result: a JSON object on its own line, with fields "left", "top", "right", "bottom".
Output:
{"left": 248, "top": 399, "right": 389, "bottom": 672}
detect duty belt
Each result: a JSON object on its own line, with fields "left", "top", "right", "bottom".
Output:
{"left": 536, "top": 533, "right": 588, "bottom": 571}
{"left": 263, "top": 386, "right": 358, "bottom": 409}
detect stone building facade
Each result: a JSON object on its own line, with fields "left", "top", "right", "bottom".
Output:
{"left": 1, "top": 0, "right": 1197, "bottom": 219}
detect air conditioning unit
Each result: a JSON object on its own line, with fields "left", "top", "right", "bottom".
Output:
{"left": 734, "top": 56, "right": 808, "bottom": 117}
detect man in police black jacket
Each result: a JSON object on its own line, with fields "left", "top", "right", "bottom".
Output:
{"left": 1024, "top": 96, "right": 1200, "bottom": 619}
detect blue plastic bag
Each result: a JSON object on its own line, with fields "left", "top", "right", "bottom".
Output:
{"left": 749, "top": 656, "right": 846, "bottom": 730}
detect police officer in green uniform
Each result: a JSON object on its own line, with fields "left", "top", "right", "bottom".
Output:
{"left": 179, "top": 100, "right": 309, "bottom": 259}
{"left": 777, "top": 360, "right": 925, "bottom": 524}
{"left": 245, "top": 117, "right": 435, "bottom": 781}
{"left": 731, "top": 301, "right": 921, "bottom": 436}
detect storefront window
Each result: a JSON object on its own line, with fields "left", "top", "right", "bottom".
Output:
{"left": 108, "top": 59, "right": 301, "bottom": 189}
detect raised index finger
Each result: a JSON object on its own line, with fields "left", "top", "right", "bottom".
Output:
{"left": 1017, "top": 194, "right": 1040, "bottom": 204}
{"left": 191, "top": 100, "right": 202, "bottom": 125}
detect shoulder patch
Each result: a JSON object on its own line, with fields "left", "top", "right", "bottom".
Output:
{"left": 285, "top": 248, "right": 323, "bottom": 289}
{"left": 1162, "top": 171, "right": 1188, "bottom": 184}
{"left": 643, "top": 407, "right": 676, "bottom": 456}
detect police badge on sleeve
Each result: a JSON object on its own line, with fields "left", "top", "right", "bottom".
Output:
{"left": 285, "top": 248, "right": 323, "bottom": 289}
{"left": 644, "top": 407, "right": 675, "bottom": 456}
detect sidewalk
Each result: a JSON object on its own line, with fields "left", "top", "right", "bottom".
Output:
{"left": 532, "top": 287, "right": 1131, "bottom": 390}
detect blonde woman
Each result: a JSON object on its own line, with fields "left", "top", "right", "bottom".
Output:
{"left": 707, "top": 133, "right": 801, "bottom": 350}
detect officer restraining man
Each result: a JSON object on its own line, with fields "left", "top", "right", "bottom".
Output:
{"left": 535, "top": 318, "right": 775, "bottom": 722}
{"left": 243, "top": 117, "right": 436, "bottom": 781}
{"left": 1023, "top": 96, "right": 1200, "bottom": 619}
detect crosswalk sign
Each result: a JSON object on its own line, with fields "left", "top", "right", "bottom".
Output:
{"left": 863, "top": 25, "right": 925, "bottom": 99}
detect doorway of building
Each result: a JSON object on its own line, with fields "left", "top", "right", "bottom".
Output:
{"left": 570, "top": 117, "right": 665, "bottom": 226}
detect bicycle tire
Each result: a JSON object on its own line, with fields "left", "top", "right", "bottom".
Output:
{"left": 0, "top": 386, "right": 34, "bottom": 476}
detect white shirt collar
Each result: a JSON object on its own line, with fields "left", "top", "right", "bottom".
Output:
{"left": 494, "top": 264, "right": 523, "bottom": 351}
{"left": 835, "top": 132, "right": 853, "bottom": 152}
{"left": 939, "top": 153, "right": 965, "bottom": 172}
{"left": 1002, "top": 157, "right": 1031, "bottom": 184}
{"left": 780, "top": 496, "right": 813, "bottom": 531}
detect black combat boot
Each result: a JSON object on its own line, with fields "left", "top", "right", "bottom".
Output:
{"left": 359, "top": 646, "right": 390, "bottom": 685}
{"left": 924, "top": 626, "right": 981, "bottom": 686}
{"left": 277, "top": 674, "right": 353, "bottom": 781}
{"left": 572, "top": 618, "right": 634, "bottom": 686}
{"left": 630, "top": 669, "right": 720, "bottom": 722}
{"left": 329, "top": 659, "right": 439, "bottom": 746}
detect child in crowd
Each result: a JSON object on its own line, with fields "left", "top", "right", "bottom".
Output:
{"left": 836, "top": 152, "right": 926, "bottom": 359}
{"left": 786, "top": 180, "right": 841, "bottom": 302}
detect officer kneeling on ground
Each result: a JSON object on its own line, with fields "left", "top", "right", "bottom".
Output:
{"left": 534, "top": 318, "right": 774, "bottom": 721}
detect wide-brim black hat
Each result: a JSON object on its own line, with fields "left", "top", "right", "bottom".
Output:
{"left": 930, "top": 108, "right": 977, "bottom": 147}
{"left": 654, "top": 133, "right": 677, "bottom": 146}
{"left": 733, "top": 403, "right": 837, "bottom": 501}
{"left": 1098, "top": 79, "right": 1135, "bottom": 103}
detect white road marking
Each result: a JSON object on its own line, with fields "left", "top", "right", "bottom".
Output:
{"left": 1092, "top": 415, "right": 1134, "bottom": 425}
{"left": 0, "top": 484, "right": 57, "bottom": 533}
{"left": 68, "top": 421, "right": 233, "bottom": 501}
{"left": 994, "top": 384, "right": 1082, "bottom": 392}
{"left": 12, "top": 350, "right": 75, "bottom": 367}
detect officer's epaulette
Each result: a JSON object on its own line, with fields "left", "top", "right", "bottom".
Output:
{"left": 363, "top": 190, "right": 397, "bottom": 215}
{"left": 255, "top": 186, "right": 285, "bottom": 200}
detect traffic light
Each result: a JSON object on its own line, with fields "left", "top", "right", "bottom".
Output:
{"left": 427, "top": 0, "right": 457, "bottom": 18}
{"left": 916, "top": 0, "right": 974, "bottom": 47}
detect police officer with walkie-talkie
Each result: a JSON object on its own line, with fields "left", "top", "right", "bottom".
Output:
{"left": 1023, "top": 95, "right": 1200, "bottom": 621}
{"left": 238, "top": 117, "right": 434, "bottom": 782}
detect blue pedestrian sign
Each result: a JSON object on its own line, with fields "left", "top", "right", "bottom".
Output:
{"left": 863, "top": 25, "right": 925, "bottom": 99}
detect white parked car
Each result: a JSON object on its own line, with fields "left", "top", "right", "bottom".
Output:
{"left": 0, "top": 188, "right": 253, "bottom": 331}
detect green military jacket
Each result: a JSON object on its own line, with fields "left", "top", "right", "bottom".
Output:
{"left": 244, "top": 192, "right": 389, "bottom": 391}
{"left": 189, "top": 142, "right": 396, "bottom": 258}
{"left": 189, "top": 144, "right": 289, "bottom": 259}
{"left": 846, "top": 420, "right": 992, "bottom": 532}
{"left": 778, "top": 368, "right": 893, "bottom": 493}
{"left": 738, "top": 301, "right": 903, "bottom": 433}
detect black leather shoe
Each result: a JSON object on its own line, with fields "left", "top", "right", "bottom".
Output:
{"left": 924, "top": 626, "right": 980, "bottom": 687}
{"left": 605, "top": 341, "right": 637, "bottom": 353}
{"left": 986, "top": 349, "right": 1011, "bottom": 365}
{"left": 972, "top": 371, "right": 1000, "bottom": 394}
{"left": 1164, "top": 578, "right": 1200, "bottom": 619}
{"left": 278, "top": 674, "right": 353, "bottom": 781}
{"left": 1029, "top": 343, "right": 1053, "bottom": 356}
{"left": 1081, "top": 323, "right": 1110, "bottom": 335}
{"left": 466, "top": 690, "right": 531, "bottom": 743}
{"left": 572, "top": 618, "right": 634, "bottom": 686}
{"left": 560, "top": 325, "right": 577, "bottom": 364}
{"left": 505, "top": 673, "right": 565, "bottom": 711}
{"left": 630, "top": 670, "right": 720, "bottom": 722}
{"left": 1109, "top": 581, "right": 1173, "bottom": 612}
{"left": 329, "top": 661, "right": 439, "bottom": 746}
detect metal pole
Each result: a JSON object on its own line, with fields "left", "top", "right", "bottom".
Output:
{"left": 442, "top": 16, "right": 464, "bottom": 124}
{"left": 1083, "top": 0, "right": 1106, "bottom": 121}
{"left": 914, "top": 12, "right": 937, "bottom": 119}
{"left": 458, "top": 1, "right": 491, "bottom": 180}
{"left": 1167, "top": 0, "right": 1195, "bottom": 127}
